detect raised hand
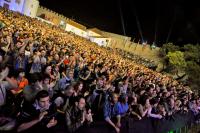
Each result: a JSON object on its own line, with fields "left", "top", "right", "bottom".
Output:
{"left": 0, "top": 67, "right": 9, "bottom": 81}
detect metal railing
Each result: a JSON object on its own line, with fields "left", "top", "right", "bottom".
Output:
{"left": 168, "top": 123, "right": 200, "bottom": 133}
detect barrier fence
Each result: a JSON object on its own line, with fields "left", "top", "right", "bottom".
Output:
{"left": 76, "top": 111, "right": 197, "bottom": 133}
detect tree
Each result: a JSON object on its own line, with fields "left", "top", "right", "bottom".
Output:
{"left": 182, "top": 44, "right": 200, "bottom": 63}
{"left": 159, "top": 43, "right": 180, "bottom": 71}
{"left": 185, "top": 61, "right": 200, "bottom": 91}
{"left": 160, "top": 43, "right": 200, "bottom": 91}
{"left": 167, "top": 51, "right": 186, "bottom": 78}
{"left": 160, "top": 43, "right": 180, "bottom": 57}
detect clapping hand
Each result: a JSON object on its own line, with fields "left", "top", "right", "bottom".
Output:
{"left": 46, "top": 117, "right": 57, "bottom": 128}
{"left": 85, "top": 109, "right": 93, "bottom": 122}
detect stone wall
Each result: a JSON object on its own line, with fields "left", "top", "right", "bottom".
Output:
{"left": 36, "top": 6, "right": 68, "bottom": 25}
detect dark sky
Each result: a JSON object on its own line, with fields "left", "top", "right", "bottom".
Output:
{"left": 39, "top": 0, "right": 200, "bottom": 46}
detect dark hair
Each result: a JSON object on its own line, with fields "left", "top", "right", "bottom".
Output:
{"left": 64, "top": 85, "right": 74, "bottom": 91}
{"left": 42, "top": 74, "right": 50, "bottom": 81}
{"left": 7, "top": 69, "right": 18, "bottom": 78}
{"left": 28, "top": 73, "right": 43, "bottom": 84}
{"left": 119, "top": 94, "right": 127, "bottom": 104}
{"left": 74, "top": 96, "right": 85, "bottom": 105}
{"left": 139, "top": 95, "right": 149, "bottom": 106}
{"left": 43, "top": 65, "right": 52, "bottom": 74}
{"left": 16, "top": 68, "right": 25, "bottom": 76}
{"left": 108, "top": 92, "right": 119, "bottom": 102}
{"left": 35, "top": 90, "right": 49, "bottom": 101}
{"left": 74, "top": 81, "right": 83, "bottom": 92}
{"left": 150, "top": 98, "right": 159, "bottom": 105}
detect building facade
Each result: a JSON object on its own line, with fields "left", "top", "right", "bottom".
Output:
{"left": 65, "top": 19, "right": 88, "bottom": 38}
{"left": 0, "top": 0, "right": 39, "bottom": 17}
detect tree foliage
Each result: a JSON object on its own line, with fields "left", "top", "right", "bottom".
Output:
{"left": 182, "top": 44, "right": 200, "bottom": 63}
{"left": 160, "top": 43, "right": 200, "bottom": 91}
{"left": 185, "top": 61, "right": 200, "bottom": 90}
{"left": 167, "top": 51, "right": 186, "bottom": 70}
{"left": 160, "top": 43, "right": 180, "bottom": 57}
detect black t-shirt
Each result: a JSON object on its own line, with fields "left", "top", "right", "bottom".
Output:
{"left": 17, "top": 101, "right": 57, "bottom": 133}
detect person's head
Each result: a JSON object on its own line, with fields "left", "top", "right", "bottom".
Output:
{"left": 77, "top": 97, "right": 86, "bottom": 110}
{"left": 54, "top": 65, "right": 59, "bottom": 72}
{"left": 28, "top": 73, "right": 42, "bottom": 84}
{"left": 128, "top": 95, "right": 138, "bottom": 105}
{"left": 190, "top": 98, "right": 197, "bottom": 107}
{"left": 43, "top": 74, "right": 50, "bottom": 85}
{"left": 47, "top": 45, "right": 53, "bottom": 51}
{"left": 19, "top": 51, "right": 25, "bottom": 57}
{"left": 146, "top": 85, "right": 154, "bottom": 96}
{"left": 156, "top": 85, "right": 160, "bottom": 93}
{"left": 139, "top": 95, "right": 150, "bottom": 107}
{"left": 50, "top": 50, "right": 54, "bottom": 56}
{"left": 109, "top": 93, "right": 119, "bottom": 104}
{"left": 168, "top": 97, "right": 175, "bottom": 108}
{"left": 150, "top": 98, "right": 159, "bottom": 107}
{"left": 19, "top": 70, "right": 25, "bottom": 77}
{"left": 16, "top": 68, "right": 25, "bottom": 78}
{"left": 36, "top": 90, "right": 50, "bottom": 110}
{"left": 119, "top": 94, "right": 128, "bottom": 104}
{"left": 64, "top": 85, "right": 74, "bottom": 97}
{"left": 67, "top": 70, "right": 74, "bottom": 79}
{"left": 158, "top": 103, "right": 165, "bottom": 113}
{"left": 0, "top": 55, "right": 3, "bottom": 63}
{"left": 97, "top": 77, "right": 104, "bottom": 88}
{"left": 175, "top": 100, "right": 182, "bottom": 108}
{"left": 41, "top": 50, "right": 46, "bottom": 57}
{"left": 54, "top": 54, "right": 59, "bottom": 61}
{"left": 45, "top": 65, "right": 52, "bottom": 75}
{"left": 74, "top": 81, "right": 83, "bottom": 92}
{"left": 61, "top": 48, "right": 66, "bottom": 53}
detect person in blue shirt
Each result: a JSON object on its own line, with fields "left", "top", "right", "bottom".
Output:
{"left": 103, "top": 93, "right": 120, "bottom": 133}
{"left": 117, "top": 94, "right": 129, "bottom": 116}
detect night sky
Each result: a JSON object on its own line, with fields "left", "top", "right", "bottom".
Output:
{"left": 39, "top": 0, "right": 200, "bottom": 46}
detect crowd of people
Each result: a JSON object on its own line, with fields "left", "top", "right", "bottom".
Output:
{"left": 109, "top": 48, "right": 157, "bottom": 70}
{"left": 0, "top": 7, "right": 200, "bottom": 133}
